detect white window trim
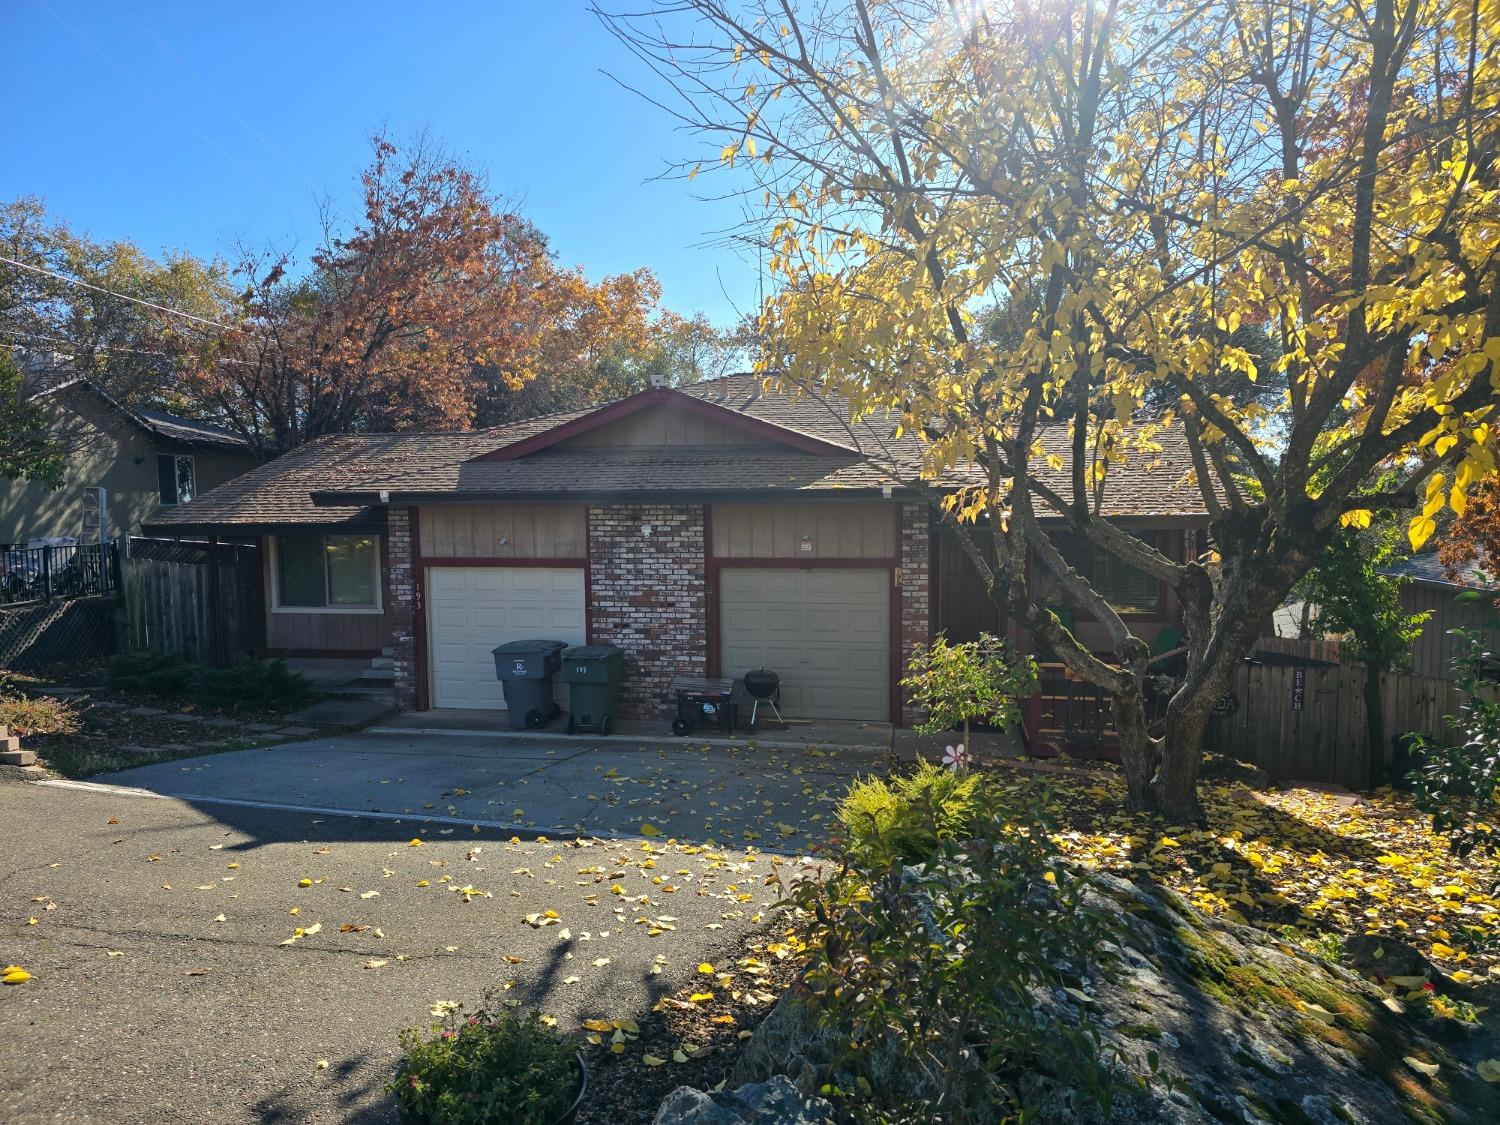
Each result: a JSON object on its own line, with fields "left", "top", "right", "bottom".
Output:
{"left": 158, "top": 453, "right": 197, "bottom": 506}
{"left": 268, "top": 534, "right": 385, "bottom": 615}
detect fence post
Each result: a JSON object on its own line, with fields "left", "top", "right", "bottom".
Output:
{"left": 41, "top": 545, "right": 52, "bottom": 602}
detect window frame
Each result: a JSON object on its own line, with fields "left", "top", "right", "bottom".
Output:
{"left": 268, "top": 534, "right": 384, "bottom": 615}
{"left": 156, "top": 453, "right": 197, "bottom": 506}
{"left": 1052, "top": 529, "right": 1170, "bottom": 621}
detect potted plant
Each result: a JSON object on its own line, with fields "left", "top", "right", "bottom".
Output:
{"left": 391, "top": 999, "right": 587, "bottom": 1125}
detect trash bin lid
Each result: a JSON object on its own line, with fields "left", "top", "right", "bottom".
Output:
{"left": 560, "top": 644, "right": 623, "bottom": 661}
{"left": 491, "top": 638, "right": 570, "bottom": 656}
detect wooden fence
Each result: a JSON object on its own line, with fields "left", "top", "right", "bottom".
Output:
{"left": 1205, "top": 662, "right": 1475, "bottom": 788}
{"left": 124, "top": 538, "right": 263, "bottom": 666}
{"left": 1027, "top": 654, "right": 1487, "bottom": 789}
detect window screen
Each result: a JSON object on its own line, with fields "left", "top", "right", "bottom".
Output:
{"left": 277, "top": 536, "right": 328, "bottom": 607}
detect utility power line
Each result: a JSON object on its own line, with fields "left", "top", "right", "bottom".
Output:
{"left": 0, "top": 253, "right": 244, "bottom": 333}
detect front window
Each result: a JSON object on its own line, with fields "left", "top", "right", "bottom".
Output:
{"left": 157, "top": 454, "right": 196, "bottom": 505}
{"left": 1056, "top": 531, "right": 1163, "bottom": 616}
{"left": 276, "top": 535, "right": 380, "bottom": 610}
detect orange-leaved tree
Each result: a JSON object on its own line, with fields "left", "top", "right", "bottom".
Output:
{"left": 188, "top": 134, "right": 554, "bottom": 457}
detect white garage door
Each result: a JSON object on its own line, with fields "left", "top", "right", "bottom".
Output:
{"left": 718, "top": 567, "right": 890, "bottom": 721}
{"left": 427, "top": 567, "right": 586, "bottom": 710}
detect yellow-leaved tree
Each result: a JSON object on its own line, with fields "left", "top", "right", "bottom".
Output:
{"left": 602, "top": 0, "right": 1500, "bottom": 816}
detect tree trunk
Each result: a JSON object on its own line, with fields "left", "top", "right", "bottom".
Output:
{"left": 1111, "top": 688, "right": 1158, "bottom": 811}
{"left": 1364, "top": 662, "right": 1386, "bottom": 789}
{"left": 1156, "top": 688, "right": 1218, "bottom": 821}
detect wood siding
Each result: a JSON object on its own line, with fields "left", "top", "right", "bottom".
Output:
{"left": 1401, "top": 583, "right": 1499, "bottom": 680}
{"left": 710, "top": 502, "right": 896, "bottom": 559}
{"left": 555, "top": 404, "right": 779, "bottom": 450}
{"left": 263, "top": 535, "right": 394, "bottom": 654}
{"left": 0, "top": 388, "right": 256, "bottom": 543}
{"left": 418, "top": 504, "right": 587, "bottom": 559}
{"left": 933, "top": 523, "right": 1180, "bottom": 651}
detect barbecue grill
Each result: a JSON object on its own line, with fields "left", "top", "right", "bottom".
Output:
{"left": 742, "top": 668, "right": 783, "bottom": 730}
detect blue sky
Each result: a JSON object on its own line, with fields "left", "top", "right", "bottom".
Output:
{"left": 1, "top": 1, "right": 759, "bottom": 326}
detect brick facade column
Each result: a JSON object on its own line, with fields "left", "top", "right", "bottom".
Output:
{"left": 587, "top": 504, "right": 707, "bottom": 720}
{"left": 899, "top": 501, "right": 932, "bottom": 727}
{"left": 386, "top": 505, "right": 418, "bottom": 710}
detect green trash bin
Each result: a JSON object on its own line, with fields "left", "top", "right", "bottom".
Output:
{"left": 560, "top": 644, "right": 625, "bottom": 735}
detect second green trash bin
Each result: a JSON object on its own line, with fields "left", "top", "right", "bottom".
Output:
{"left": 559, "top": 644, "right": 625, "bottom": 735}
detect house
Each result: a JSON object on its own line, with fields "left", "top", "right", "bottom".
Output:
{"left": 0, "top": 378, "right": 258, "bottom": 546}
{"left": 142, "top": 374, "right": 1213, "bottom": 727}
{"left": 1382, "top": 552, "right": 1498, "bottom": 680}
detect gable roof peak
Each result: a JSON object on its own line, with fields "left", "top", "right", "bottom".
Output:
{"left": 466, "top": 383, "right": 858, "bottom": 463}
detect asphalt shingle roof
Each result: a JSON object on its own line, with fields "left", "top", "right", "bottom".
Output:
{"left": 1382, "top": 550, "right": 1497, "bottom": 591}
{"left": 145, "top": 375, "right": 1216, "bottom": 531}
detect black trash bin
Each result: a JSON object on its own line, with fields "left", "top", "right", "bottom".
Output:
{"left": 559, "top": 645, "right": 625, "bottom": 735}
{"left": 491, "top": 639, "right": 568, "bottom": 730}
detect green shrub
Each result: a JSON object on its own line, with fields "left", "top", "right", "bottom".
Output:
{"left": 107, "top": 652, "right": 312, "bottom": 713}
{"left": 784, "top": 777, "right": 1129, "bottom": 1121}
{"left": 837, "top": 760, "right": 988, "bottom": 867}
{"left": 196, "top": 658, "right": 313, "bottom": 712}
{"left": 900, "top": 631, "right": 1037, "bottom": 746}
{"left": 107, "top": 652, "right": 196, "bottom": 697}
{"left": 391, "top": 1001, "right": 579, "bottom": 1125}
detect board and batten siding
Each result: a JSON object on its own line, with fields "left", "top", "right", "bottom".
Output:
{"left": 418, "top": 504, "right": 587, "bottom": 559}
{"left": 555, "top": 404, "right": 779, "bottom": 451}
{"left": 1401, "top": 582, "right": 1500, "bottom": 680}
{"left": 262, "top": 535, "right": 394, "bottom": 654}
{"left": 710, "top": 502, "right": 897, "bottom": 560}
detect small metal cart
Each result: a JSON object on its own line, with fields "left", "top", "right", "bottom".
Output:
{"left": 670, "top": 676, "right": 737, "bottom": 736}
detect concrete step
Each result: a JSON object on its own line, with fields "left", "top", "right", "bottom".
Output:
{"left": 0, "top": 735, "right": 18, "bottom": 753}
{"left": 0, "top": 725, "right": 8, "bottom": 740}
{"left": 0, "top": 748, "right": 36, "bottom": 767}
{"left": 380, "top": 646, "right": 394, "bottom": 658}
{"left": 359, "top": 667, "right": 395, "bottom": 682}
{"left": 328, "top": 683, "right": 397, "bottom": 701}
{"left": 369, "top": 656, "right": 394, "bottom": 670}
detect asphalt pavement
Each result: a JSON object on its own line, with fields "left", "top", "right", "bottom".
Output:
{"left": 0, "top": 731, "right": 865, "bottom": 1123}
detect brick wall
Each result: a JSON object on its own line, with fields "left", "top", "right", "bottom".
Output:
{"left": 387, "top": 506, "right": 418, "bottom": 710}
{"left": 899, "top": 502, "right": 933, "bottom": 726}
{"left": 587, "top": 504, "right": 707, "bottom": 720}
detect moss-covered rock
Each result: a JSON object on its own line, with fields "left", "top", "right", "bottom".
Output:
{"left": 731, "top": 870, "right": 1498, "bottom": 1123}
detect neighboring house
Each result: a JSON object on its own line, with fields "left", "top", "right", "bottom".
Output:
{"left": 144, "top": 374, "right": 1214, "bottom": 727}
{"left": 1382, "top": 552, "right": 1498, "bottom": 680}
{"left": 0, "top": 379, "right": 257, "bottom": 545}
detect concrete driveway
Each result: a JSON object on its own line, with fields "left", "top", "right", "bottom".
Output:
{"left": 1, "top": 732, "right": 880, "bottom": 1122}
{"left": 58, "top": 726, "right": 887, "bottom": 846}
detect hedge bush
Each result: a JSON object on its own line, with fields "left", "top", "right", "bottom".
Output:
{"left": 106, "top": 653, "right": 312, "bottom": 713}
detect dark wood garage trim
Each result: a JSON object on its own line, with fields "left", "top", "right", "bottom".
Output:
{"left": 413, "top": 508, "right": 430, "bottom": 711}
{"left": 415, "top": 545, "right": 591, "bottom": 710}
{"left": 421, "top": 556, "right": 589, "bottom": 568}
{"left": 704, "top": 512, "right": 902, "bottom": 725}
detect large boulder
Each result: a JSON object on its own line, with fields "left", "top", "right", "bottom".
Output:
{"left": 725, "top": 870, "right": 1498, "bottom": 1123}
{"left": 652, "top": 1075, "right": 832, "bottom": 1124}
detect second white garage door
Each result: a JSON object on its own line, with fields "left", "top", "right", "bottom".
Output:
{"left": 718, "top": 567, "right": 890, "bottom": 721}
{"left": 427, "top": 567, "right": 587, "bottom": 710}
